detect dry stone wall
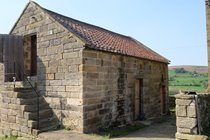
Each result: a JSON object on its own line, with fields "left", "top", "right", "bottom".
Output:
{"left": 175, "top": 93, "right": 210, "bottom": 140}
{"left": 0, "top": 90, "right": 36, "bottom": 138}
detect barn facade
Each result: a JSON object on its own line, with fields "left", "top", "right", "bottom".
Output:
{"left": 0, "top": 1, "right": 169, "bottom": 137}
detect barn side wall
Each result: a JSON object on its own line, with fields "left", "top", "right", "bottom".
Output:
{"left": 82, "top": 49, "right": 168, "bottom": 132}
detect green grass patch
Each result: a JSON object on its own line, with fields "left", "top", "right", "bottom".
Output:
{"left": 92, "top": 123, "right": 146, "bottom": 139}
{"left": 0, "top": 135, "right": 17, "bottom": 140}
{"left": 169, "top": 69, "right": 208, "bottom": 95}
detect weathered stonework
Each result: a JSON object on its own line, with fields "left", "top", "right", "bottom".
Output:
{"left": 82, "top": 49, "right": 168, "bottom": 132}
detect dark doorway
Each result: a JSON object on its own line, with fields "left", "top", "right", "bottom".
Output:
{"left": 134, "top": 79, "right": 144, "bottom": 120}
{"left": 30, "top": 35, "right": 37, "bottom": 76}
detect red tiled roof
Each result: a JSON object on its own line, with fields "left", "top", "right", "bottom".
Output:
{"left": 44, "top": 9, "right": 169, "bottom": 63}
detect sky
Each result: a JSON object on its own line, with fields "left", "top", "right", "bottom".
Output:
{"left": 0, "top": 0, "right": 207, "bottom": 66}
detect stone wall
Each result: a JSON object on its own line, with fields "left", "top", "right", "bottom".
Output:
{"left": 82, "top": 49, "right": 168, "bottom": 132}
{"left": 197, "top": 93, "right": 210, "bottom": 135}
{"left": 175, "top": 94, "right": 197, "bottom": 134}
{"left": 175, "top": 93, "right": 209, "bottom": 140}
{"left": 0, "top": 2, "right": 85, "bottom": 132}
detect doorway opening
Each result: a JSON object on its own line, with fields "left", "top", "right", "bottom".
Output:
{"left": 134, "top": 79, "right": 144, "bottom": 120}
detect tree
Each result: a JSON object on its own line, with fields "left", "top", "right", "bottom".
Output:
{"left": 175, "top": 68, "right": 187, "bottom": 73}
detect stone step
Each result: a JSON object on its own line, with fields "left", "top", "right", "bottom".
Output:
{"left": 24, "top": 108, "right": 53, "bottom": 120}
{"left": 16, "top": 92, "right": 38, "bottom": 99}
{"left": 14, "top": 88, "right": 40, "bottom": 99}
{"left": 32, "top": 123, "right": 59, "bottom": 136}
{"left": 28, "top": 116, "right": 58, "bottom": 129}
{"left": 21, "top": 102, "right": 50, "bottom": 112}
{"left": 17, "top": 97, "right": 45, "bottom": 105}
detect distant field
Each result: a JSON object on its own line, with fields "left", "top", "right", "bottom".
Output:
{"left": 169, "top": 65, "right": 208, "bottom": 74}
{"left": 169, "top": 66, "right": 208, "bottom": 95}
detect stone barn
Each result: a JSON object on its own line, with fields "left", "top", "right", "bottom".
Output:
{"left": 0, "top": 1, "right": 169, "bottom": 137}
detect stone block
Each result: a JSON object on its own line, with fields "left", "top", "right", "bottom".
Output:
{"left": 69, "top": 65, "right": 79, "bottom": 72}
{"left": 8, "top": 116, "right": 16, "bottom": 123}
{"left": 1, "top": 114, "right": 8, "bottom": 121}
{"left": 55, "top": 73, "right": 64, "bottom": 80}
{"left": 2, "top": 97, "right": 10, "bottom": 103}
{"left": 52, "top": 86, "right": 66, "bottom": 92}
{"left": 66, "top": 86, "right": 81, "bottom": 92}
{"left": 176, "top": 99, "right": 192, "bottom": 106}
{"left": 8, "top": 104, "right": 21, "bottom": 110}
{"left": 177, "top": 117, "right": 197, "bottom": 129}
{"left": 64, "top": 42, "right": 81, "bottom": 50}
{"left": 83, "top": 117, "right": 100, "bottom": 126}
{"left": 16, "top": 117, "right": 28, "bottom": 126}
{"left": 10, "top": 124, "right": 20, "bottom": 131}
{"left": 176, "top": 132, "right": 208, "bottom": 140}
{"left": 63, "top": 52, "right": 78, "bottom": 59}
{"left": 46, "top": 67, "right": 57, "bottom": 73}
{"left": 1, "top": 109, "right": 8, "bottom": 115}
{"left": 8, "top": 109, "right": 18, "bottom": 116}
{"left": 20, "top": 126, "right": 29, "bottom": 134}
{"left": 49, "top": 80, "right": 62, "bottom": 86}
{"left": 65, "top": 73, "right": 81, "bottom": 80}
{"left": 83, "top": 51, "right": 97, "bottom": 58}
{"left": 70, "top": 92, "right": 80, "bottom": 98}
{"left": 47, "top": 73, "right": 55, "bottom": 80}
{"left": 176, "top": 105, "right": 187, "bottom": 117}
{"left": 67, "top": 98, "right": 83, "bottom": 106}
{"left": 83, "top": 65, "right": 97, "bottom": 72}
{"left": 187, "top": 105, "right": 196, "bottom": 118}
{"left": 51, "top": 98, "right": 60, "bottom": 105}
{"left": 177, "top": 127, "right": 191, "bottom": 134}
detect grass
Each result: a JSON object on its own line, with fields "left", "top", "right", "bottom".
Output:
{"left": 92, "top": 123, "right": 146, "bottom": 140}
{"left": 0, "top": 136, "right": 17, "bottom": 140}
{"left": 169, "top": 69, "right": 208, "bottom": 95}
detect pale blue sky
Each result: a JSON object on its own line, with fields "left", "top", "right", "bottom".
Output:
{"left": 0, "top": 0, "right": 207, "bottom": 66}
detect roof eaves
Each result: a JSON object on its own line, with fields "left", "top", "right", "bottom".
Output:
{"left": 129, "top": 37, "right": 170, "bottom": 64}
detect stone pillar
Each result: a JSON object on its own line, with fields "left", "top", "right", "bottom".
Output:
{"left": 175, "top": 94, "right": 208, "bottom": 140}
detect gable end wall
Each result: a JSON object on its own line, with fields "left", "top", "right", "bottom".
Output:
{"left": 0, "top": 2, "right": 85, "bottom": 133}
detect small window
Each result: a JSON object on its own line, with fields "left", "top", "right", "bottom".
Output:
{"left": 30, "top": 35, "right": 37, "bottom": 76}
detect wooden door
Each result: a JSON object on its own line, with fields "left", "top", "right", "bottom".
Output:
{"left": 0, "top": 34, "right": 24, "bottom": 82}
{"left": 134, "top": 79, "right": 143, "bottom": 120}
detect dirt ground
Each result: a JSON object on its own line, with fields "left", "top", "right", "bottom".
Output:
{"left": 37, "top": 117, "right": 176, "bottom": 140}
{"left": 111, "top": 118, "right": 176, "bottom": 140}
